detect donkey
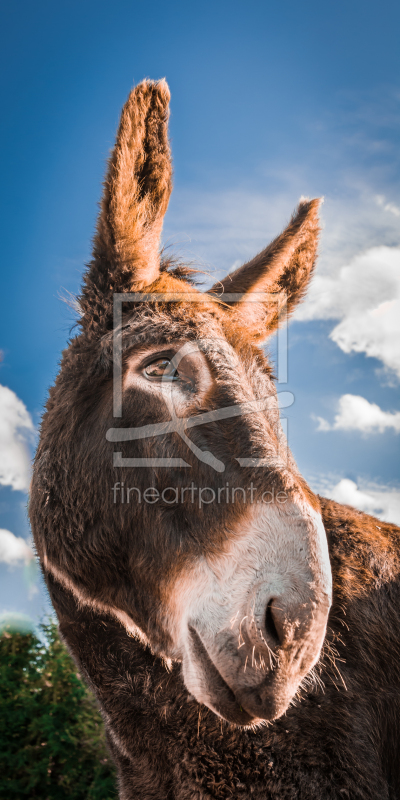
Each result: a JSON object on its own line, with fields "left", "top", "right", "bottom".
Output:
{"left": 30, "top": 80, "right": 400, "bottom": 799}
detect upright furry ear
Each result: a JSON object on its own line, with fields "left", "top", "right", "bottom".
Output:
{"left": 209, "top": 199, "right": 321, "bottom": 341}
{"left": 80, "top": 79, "right": 172, "bottom": 334}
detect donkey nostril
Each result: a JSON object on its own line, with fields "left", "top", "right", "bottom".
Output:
{"left": 265, "top": 599, "right": 281, "bottom": 647}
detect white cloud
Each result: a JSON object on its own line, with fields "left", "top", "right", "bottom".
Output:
{"left": 0, "top": 528, "right": 34, "bottom": 566}
{"left": 376, "top": 194, "right": 400, "bottom": 218}
{"left": 306, "top": 473, "right": 400, "bottom": 527}
{"left": 315, "top": 394, "right": 400, "bottom": 434}
{"left": 327, "top": 479, "right": 400, "bottom": 527}
{"left": 295, "top": 246, "right": 400, "bottom": 377}
{"left": 329, "top": 479, "right": 379, "bottom": 511}
{"left": 0, "top": 384, "right": 34, "bottom": 492}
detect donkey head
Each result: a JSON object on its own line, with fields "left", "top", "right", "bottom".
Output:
{"left": 31, "top": 80, "right": 332, "bottom": 726}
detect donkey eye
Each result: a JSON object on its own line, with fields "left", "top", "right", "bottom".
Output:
{"left": 143, "top": 358, "right": 178, "bottom": 381}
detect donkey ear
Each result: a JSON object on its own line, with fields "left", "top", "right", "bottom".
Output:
{"left": 209, "top": 199, "right": 321, "bottom": 341}
{"left": 80, "top": 79, "right": 172, "bottom": 334}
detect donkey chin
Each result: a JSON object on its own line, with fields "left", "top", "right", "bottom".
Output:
{"left": 175, "top": 501, "right": 332, "bottom": 726}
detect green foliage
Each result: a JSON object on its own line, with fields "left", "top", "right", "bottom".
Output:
{"left": 0, "top": 620, "right": 117, "bottom": 799}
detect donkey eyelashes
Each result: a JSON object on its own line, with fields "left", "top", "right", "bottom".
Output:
{"left": 136, "top": 348, "right": 210, "bottom": 395}
{"left": 142, "top": 355, "right": 179, "bottom": 381}
{"left": 142, "top": 356, "right": 195, "bottom": 393}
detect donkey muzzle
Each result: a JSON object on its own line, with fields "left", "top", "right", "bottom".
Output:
{"left": 185, "top": 583, "right": 331, "bottom": 725}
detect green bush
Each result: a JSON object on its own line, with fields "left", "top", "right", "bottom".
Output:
{"left": 0, "top": 620, "right": 117, "bottom": 799}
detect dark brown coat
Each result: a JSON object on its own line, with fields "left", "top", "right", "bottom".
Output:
{"left": 30, "top": 80, "right": 400, "bottom": 799}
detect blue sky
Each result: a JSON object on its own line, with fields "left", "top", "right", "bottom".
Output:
{"left": 1, "top": 0, "right": 399, "bottom": 627}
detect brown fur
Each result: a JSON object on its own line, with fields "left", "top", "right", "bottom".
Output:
{"left": 30, "top": 80, "right": 400, "bottom": 798}
{"left": 44, "top": 501, "right": 400, "bottom": 799}
{"left": 81, "top": 80, "right": 172, "bottom": 336}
